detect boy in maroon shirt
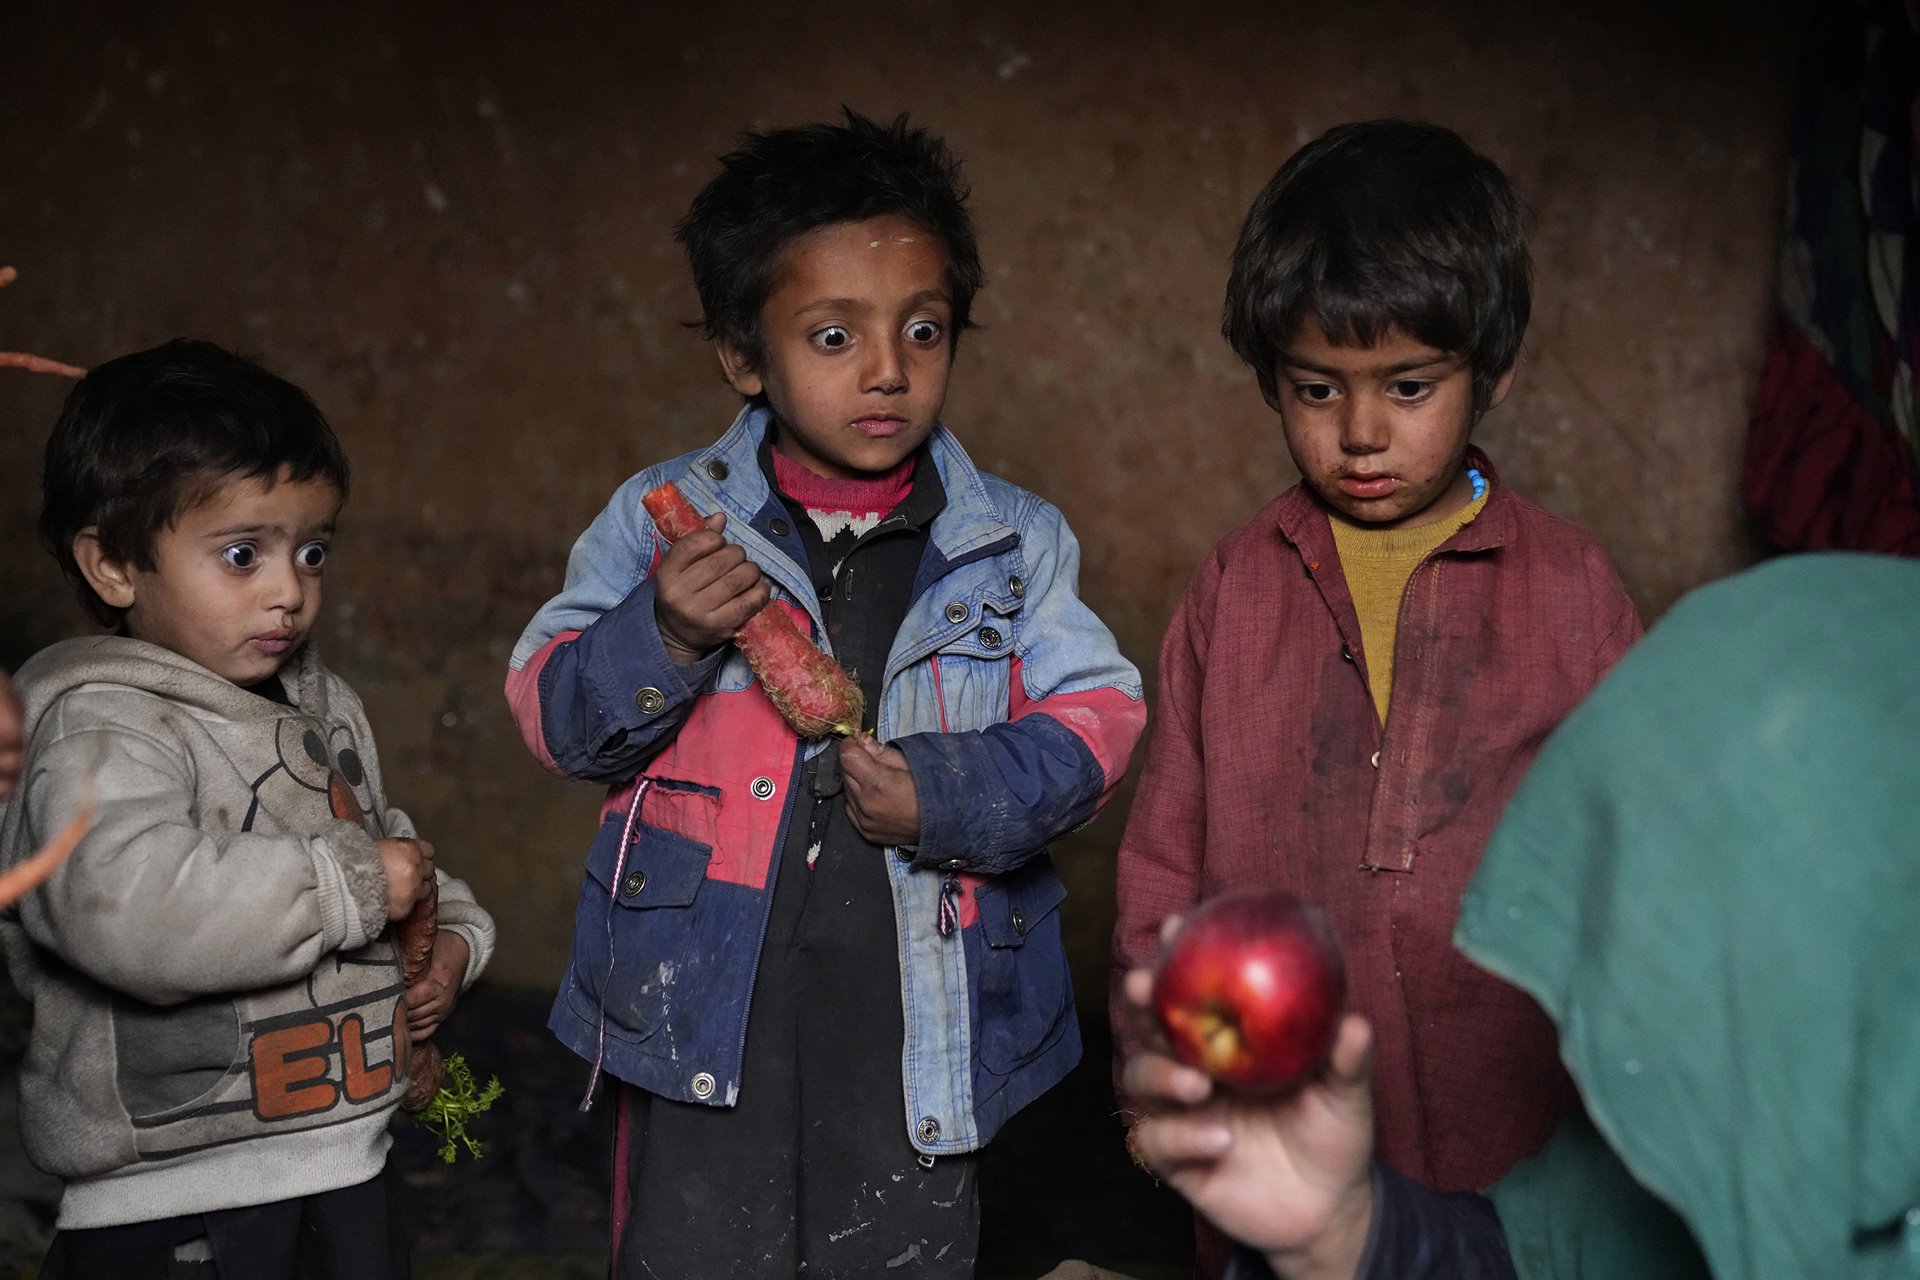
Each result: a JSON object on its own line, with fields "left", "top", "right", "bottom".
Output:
{"left": 1111, "top": 119, "right": 1641, "bottom": 1275}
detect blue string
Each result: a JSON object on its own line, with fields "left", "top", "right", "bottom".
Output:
{"left": 1468, "top": 467, "right": 1487, "bottom": 501}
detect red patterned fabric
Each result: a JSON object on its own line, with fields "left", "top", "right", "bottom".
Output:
{"left": 1745, "top": 320, "right": 1920, "bottom": 555}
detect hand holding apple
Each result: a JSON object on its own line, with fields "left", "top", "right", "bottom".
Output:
{"left": 1152, "top": 888, "right": 1347, "bottom": 1093}
{"left": 1123, "top": 950, "right": 1379, "bottom": 1280}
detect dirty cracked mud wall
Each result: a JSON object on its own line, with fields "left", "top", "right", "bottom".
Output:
{"left": 0, "top": 1, "right": 1798, "bottom": 994}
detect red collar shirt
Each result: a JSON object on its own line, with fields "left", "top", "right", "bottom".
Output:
{"left": 1113, "top": 458, "right": 1642, "bottom": 1192}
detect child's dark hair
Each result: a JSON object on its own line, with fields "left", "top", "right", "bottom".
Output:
{"left": 1223, "top": 119, "right": 1531, "bottom": 413}
{"left": 675, "top": 107, "right": 984, "bottom": 373}
{"left": 39, "top": 339, "right": 351, "bottom": 627}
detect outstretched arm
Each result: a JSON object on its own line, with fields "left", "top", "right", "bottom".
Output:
{"left": 1120, "top": 954, "right": 1516, "bottom": 1280}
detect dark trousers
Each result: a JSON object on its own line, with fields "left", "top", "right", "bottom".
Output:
{"left": 612, "top": 767, "right": 979, "bottom": 1279}
{"left": 41, "top": 1165, "right": 408, "bottom": 1280}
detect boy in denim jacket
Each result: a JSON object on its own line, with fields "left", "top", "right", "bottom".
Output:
{"left": 506, "top": 110, "right": 1144, "bottom": 1278}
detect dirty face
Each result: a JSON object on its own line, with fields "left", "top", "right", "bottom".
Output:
{"left": 1272, "top": 320, "right": 1513, "bottom": 528}
{"left": 719, "top": 213, "right": 954, "bottom": 479}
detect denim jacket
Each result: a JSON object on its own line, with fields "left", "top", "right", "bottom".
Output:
{"left": 506, "top": 406, "right": 1145, "bottom": 1153}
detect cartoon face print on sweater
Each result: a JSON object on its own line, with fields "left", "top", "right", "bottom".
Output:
{"left": 113, "top": 712, "right": 404, "bottom": 1139}
{"left": 239, "top": 715, "right": 386, "bottom": 837}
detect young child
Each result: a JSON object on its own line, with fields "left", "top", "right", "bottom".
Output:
{"left": 506, "top": 110, "right": 1145, "bottom": 1277}
{"left": 0, "top": 340, "right": 495, "bottom": 1279}
{"left": 1111, "top": 120, "right": 1642, "bottom": 1273}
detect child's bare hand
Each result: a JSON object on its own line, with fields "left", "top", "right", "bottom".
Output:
{"left": 653, "top": 512, "right": 772, "bottom": 663}
{"left": 1121, "top": 951, "right": 1378, "bottom": 1279}
{"left": 0, "top": 670, "right": 23, "bottom": 801}
{"left": 839, "top": 733, "right": 922, "bottom": 849}
{"left": 377, "top": 837, "right": 434, "bottom": 921}
{"left": 405, "top": 929, "right": 470, "bottom": 1040}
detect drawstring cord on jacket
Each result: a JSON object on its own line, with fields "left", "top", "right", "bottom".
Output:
{"left": 579, "top": 778, "right": 651, "bottom": 1111}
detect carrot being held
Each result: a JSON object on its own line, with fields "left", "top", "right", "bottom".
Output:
{"left": 501, "top": 111, "right": 1147, "bottom": 1278}
{"left": 381, "top": 837, "right": 501, "bottom": 1162}
{"left": 0, "top": 265, "right": 85, "bottom": 379}
{"left": 643, "top": 480, "right": 865, "bottom": 738}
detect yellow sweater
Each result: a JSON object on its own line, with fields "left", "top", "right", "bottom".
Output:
{"left": 1329, "top": 492, "right": 1488, "bottom": 724}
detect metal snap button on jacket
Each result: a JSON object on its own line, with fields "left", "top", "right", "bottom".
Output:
{"left": 750, "top": 776, "right": 776, "bottom": 799}
{"left": 1008, "top": 575, "right": 1025, "bottom": 598}
{"left": 980, "top": 627, "right": 1002, "bottom": 649}
{"left": 635, "top": 686, "right": 666, "bottom": 714}
{"left": 916, "top": 1116, "right": 941, "bottom": 1144}
{"left": 770, "top": 518, "right": 790, "bottom": 537}
{"left": 944, "top": 601, "right": 968, "bottom": 624}
{"left": 704, "top": 459, "right": 728, "bottom": 481}
{"left": 622, "top": 871, "right": 647, "bottom": 898}
{"left": 1011, "top": 906, "right": 1026, "bottom": 934}
{"left": 690, "top": 1072, "right": 716, "bottom": 1099}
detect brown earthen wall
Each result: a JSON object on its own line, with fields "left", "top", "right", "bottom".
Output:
{"left": 0, "top": 1, "right": 1799, "bottom": 993}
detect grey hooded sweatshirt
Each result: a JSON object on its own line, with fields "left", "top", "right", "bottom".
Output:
{"left": 0, "top": 636, "right": 494, "bottom": 1229}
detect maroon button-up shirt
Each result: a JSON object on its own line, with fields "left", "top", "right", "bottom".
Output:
{"left": 1114, "top": 455, "right": 1641, "bottom": 1198}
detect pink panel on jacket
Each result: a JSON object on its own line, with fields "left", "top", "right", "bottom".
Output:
{"left": 505, "top": 630, "right": 581, "bottom": 778}
{"left": 1007, "top": 655, "right": 1147, "bottom": 804}
{"left": 621, "top": 679, "right": 799, "bottom": 893}
{"left": 938, "top": 657, "right": 1144, "bottom": 933}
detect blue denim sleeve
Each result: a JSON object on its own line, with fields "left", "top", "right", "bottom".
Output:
{"left": 891, "top": 715, "right": 1105, "bottom": 874}
{"left": 1356, "top": 1164, "right": 1515, "bottom": 1279}
{"left": 887, "top": 486, "right": 1143, "bottom": 876}
{"left": 1220, "top": 1164, "right": 1515, "bottom": 1280}
{"left": 536, "top": 575, "right": 727, "bottom": 783}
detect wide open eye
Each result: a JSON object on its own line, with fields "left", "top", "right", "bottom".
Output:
{"left": 905, "top": 319, "right": 942, "bottom": 344}
{"left": 1389, "top": 380, "right": 1434, "bottom": 401}
{"left": 220, "top": 543, "right": 259, "bottom": 569}
{"left": 812, "top": 326, "right": 851, "bottom": 351}
{"left": 295, "top": 541, "right": 329, "bottom": 570}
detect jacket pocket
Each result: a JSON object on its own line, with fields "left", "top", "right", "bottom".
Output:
{"left": 930, "top": 593, "right": 1023, "bottom": 735}
{"left": 972, "top": 853, "right": 1075, "bottom": 1075}
{"left": 113, "top": 992, "right": 244, "bottom": 1121}
{"left": 566, "top": 807, "right": 713, "bottom": 1042}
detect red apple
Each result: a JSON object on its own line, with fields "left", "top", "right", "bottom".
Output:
{"left": 1151, "top": 888, "right": 1346, "bottom": 1094}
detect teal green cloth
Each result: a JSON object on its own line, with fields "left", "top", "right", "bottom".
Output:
{"left": 1486, "top": 1108, "right": 1707, "bottom": 1279}
{"left": 1457, "top": 553, "right": 1920, "bottom": 1280}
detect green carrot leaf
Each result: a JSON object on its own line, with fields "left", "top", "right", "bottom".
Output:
{"left": 415, "top": 1052, "right": 504, "bottom": 1164}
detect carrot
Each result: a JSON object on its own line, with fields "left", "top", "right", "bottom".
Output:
{"left": 392, "top": 856, "right": 501, "bottom": 1155}
{"left": 642, "top": 480, "right": 865, "bottom": 738}
{"left": 0, "top": 266, "right": 85, "bottom": 380}
{"left": 396, "top": 875, "right": 445, "bottom": 1112}
{"left": 0, "top": 808, "right": 90, "bottom": 909}
{"left": 0, "top": 352, "right": 85, "bottom": 378}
